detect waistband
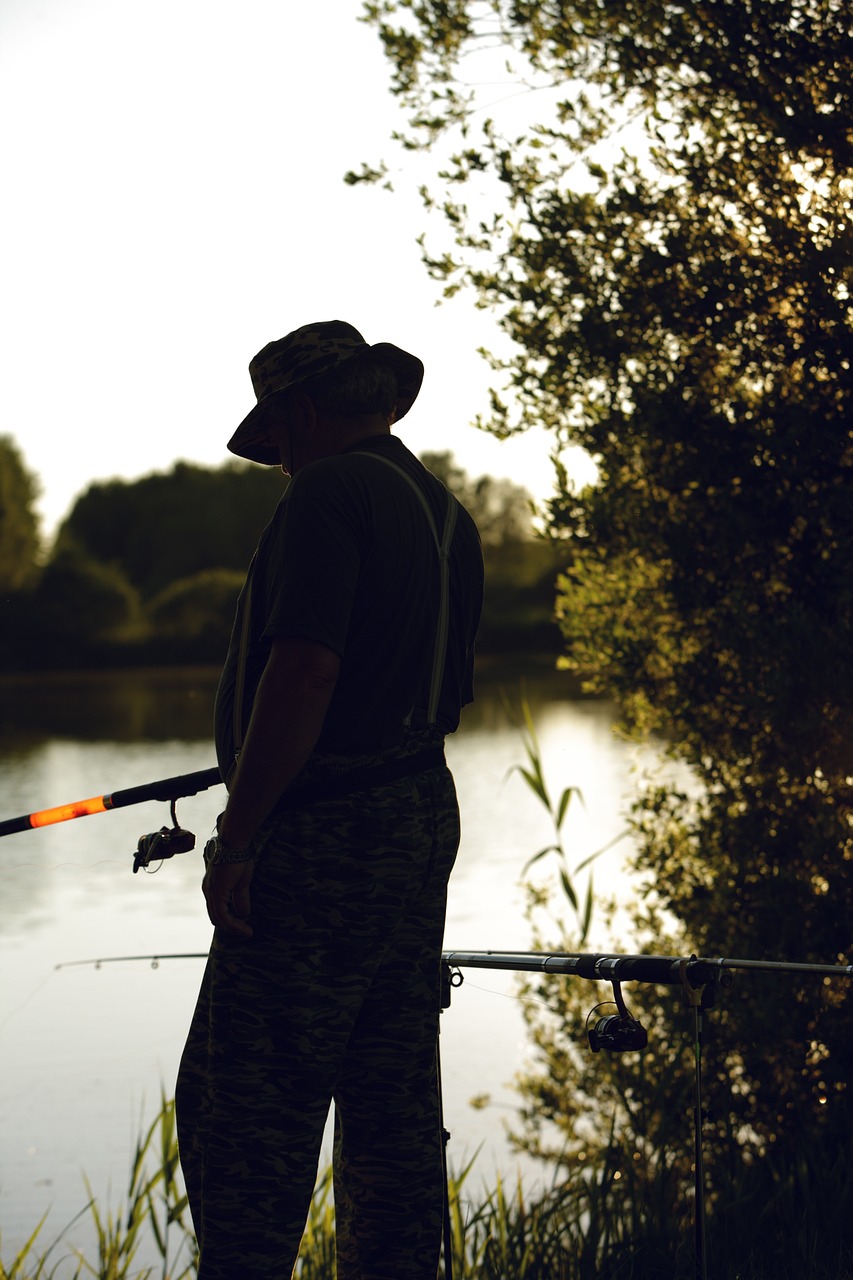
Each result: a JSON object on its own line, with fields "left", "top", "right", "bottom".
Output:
{"left": 271, "top": 744, "right": 446, "bottom": 816}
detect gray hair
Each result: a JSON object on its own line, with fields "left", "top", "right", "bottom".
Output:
{"left": 301, "top": 358, "right": 399, "bottom": 418}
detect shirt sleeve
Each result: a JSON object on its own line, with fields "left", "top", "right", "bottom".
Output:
{"left": 261, "top": 461, "right": 367, "bottom": 656}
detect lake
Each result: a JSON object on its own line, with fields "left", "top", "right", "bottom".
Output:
{"left": 0, "top": 662, "right": 669, "bottom": 1271}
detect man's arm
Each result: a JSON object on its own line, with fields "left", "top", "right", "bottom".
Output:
{"left": 203, "top": 635, "right": 341, "bottom": 936}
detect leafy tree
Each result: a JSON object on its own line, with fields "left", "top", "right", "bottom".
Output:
{"left": 422, "top": 449, "right": 564, "bottom": 648}
{"left": 27, "top": 547, "right": 142, "bottom": 663}
{"left": 0, "top": 435, "right": 41, "bottom": 590}
{"left": 420, "top": 449, "right": 534, "bottom": 545}
{"left": 359, "top": 0, "right": 853, "bottom": 1267}
{"left": 57, "top": 461, "right": 287, "bottom": 598}
{"left": 146, "top": 568, "right": 246, "bottom": 662}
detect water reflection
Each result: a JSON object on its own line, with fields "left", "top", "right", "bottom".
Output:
{"left": 0, "top": 659, "right": 586, "bottom": 746}
{"left": 0, "top": 667, "right": 221, "bottom": 747}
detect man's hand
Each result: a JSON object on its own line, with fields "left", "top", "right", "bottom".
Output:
{"left": 203, "top": 860, "right": 255, "bottom": 938}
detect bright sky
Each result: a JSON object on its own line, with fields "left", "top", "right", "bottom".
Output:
{"left": 1, "top": 0, "right": 593, "bottom": 542}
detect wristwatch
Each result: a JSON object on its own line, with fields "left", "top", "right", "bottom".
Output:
{"left": 204, "top": 833, "right": 253, "bottom": 866}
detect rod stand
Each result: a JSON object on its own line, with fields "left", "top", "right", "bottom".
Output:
{"left": 438, "top": 962, "right": 464, "bottom": 1280}
{"left": 679, "top": 958, "right": 720, "bottom": 1280}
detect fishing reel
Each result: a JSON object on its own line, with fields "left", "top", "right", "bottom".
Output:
{"left": 587, "top": 981, "right": 648, "bottom": 1054}
{"left": 133, "top": 799, "right": 196, "bottom": 873}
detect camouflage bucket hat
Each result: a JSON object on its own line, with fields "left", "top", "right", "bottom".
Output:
{"left": 227, "top": 319, "right": 425, "bottom": 465}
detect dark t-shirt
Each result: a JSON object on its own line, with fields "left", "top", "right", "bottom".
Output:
{"left": 214, "top": 434, "right": 483, "bottom": 776}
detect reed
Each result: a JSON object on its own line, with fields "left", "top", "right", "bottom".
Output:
{"left": 3, "top": 1096, "right": 853, "bottom": 1280}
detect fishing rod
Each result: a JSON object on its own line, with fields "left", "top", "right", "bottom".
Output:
{"left": 441, "top": 948, "right": 853, "bottom": 982}
{"left": 0, "top": 765, "right": 222, "bottom": 838}
{"left": 0, "top": 765, "right": 223, "bottom": 870}
{"left": 56, "top": 945, "right": 853, "bottom": 982}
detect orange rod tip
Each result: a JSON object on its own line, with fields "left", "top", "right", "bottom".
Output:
{"left": 29, "top": 796, "right": 108, "bottom": 828}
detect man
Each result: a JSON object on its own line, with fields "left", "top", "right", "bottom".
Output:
{"left": 176, "top": 320, "right": 484, "bottom": 1280}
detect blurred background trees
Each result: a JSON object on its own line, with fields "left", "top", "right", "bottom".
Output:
{"left": 421, "top": 449, "right": 564, "bottom": 650}
{"left": 0, "top": 449, "right": 553, "bottom": 667}
{"left": 0, "top": 435, "right": 40, "bottom": 592}
{"left": 356, "top": 0, "right": 853, "bottom": 1273}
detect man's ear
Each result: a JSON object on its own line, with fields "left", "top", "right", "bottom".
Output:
{"left": 288, "top": 390, "right": 319, "bottom": 434}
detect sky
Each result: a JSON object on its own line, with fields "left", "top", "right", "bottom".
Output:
{"left": 1, "top": 0, "right": 594, "bottom": 542}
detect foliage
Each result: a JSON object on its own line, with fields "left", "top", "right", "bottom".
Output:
{"left": 5, "top": 548, "right": 145, "bottom": 667}
{"left": 35, "top": 549, "right": 141, "bottom": 639}
{"left": 0, "top": 436, "right": 41, "bottom": 591}
{"left": 505, "top": 708, "right": 853, "bottom": 1277}
{"left": 359, "top": 0, "right": 853, "bottom": 1222}
{"left": 144, "top": 569, "right": 245, "bottom": 663}
{"left": 55, "top": 462, "right": 286, "bottom": 599}
{"left": 291, "top": 1167, "right": 337, "bottom": 1280}
{"left": 420, "top": 449, "right": 534, "bottom": 546}
{"left": 479, "top": 538, "right": 564, "bottom": 651}
{"left": 359, "top": 0, "right": 853, "bottom": 1264}
{"left": 356, "top": 0, "right": 853, "bottom": 750}
{"left": 422, "top": 449, "right": 565, "bottom": 648}
{"left": 6, "top": 1093, "right": 853, "bottom": 1280}
{"left": 507, "top": 689, "right": 622, "bottom": 943}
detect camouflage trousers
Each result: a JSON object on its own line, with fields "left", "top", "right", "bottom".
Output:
{"left": 175, "top": 758, "right": 460, "bottom": 1280}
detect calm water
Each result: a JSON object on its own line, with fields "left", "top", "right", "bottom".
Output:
{"left": 0, "top": 663, "right": 668, "bottom": 1269}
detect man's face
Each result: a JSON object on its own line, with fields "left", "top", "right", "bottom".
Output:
{"left": 259, "top": 396, "right": 297, "bottom": 475}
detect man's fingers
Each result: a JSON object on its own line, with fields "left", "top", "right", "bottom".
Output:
{"left": 206, "top": 890, "right": 254, "bottom": 937}
{"left": 203, "top": 865, "right": 255, "bottom": 938}
{"left": 230, "top": 883, "right": 252, "bottom": 921}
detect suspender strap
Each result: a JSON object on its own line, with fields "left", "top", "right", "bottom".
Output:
{"left": 353, "top": 452, "right": 458, "bottom": 725}
{"left": 232, "top": 556, "right": 256, "bottom": 759}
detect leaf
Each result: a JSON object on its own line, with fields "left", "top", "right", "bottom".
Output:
{"left": 556, "top": 784, "right": 584, "bottom": 830}
{"left": 575, "top": 829, "right": 631, "bottom": 875}
{"left": 579, "top": 876, "right": 595, "bottom": 945}
{"left": 521, "top": 843, "right": 562, "bottom": 875}
{"left": 513, "top": 763, "right": 551, "bottom": 812}
{"left": 559, "top": 865, "right": 579, "bottom": 911}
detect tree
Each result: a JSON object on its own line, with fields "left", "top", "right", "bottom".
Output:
{"left": 421, "top": 449, "right": 565, "bottom": 649}
{"left": 56, "top": 461, "right": 287, "bottom": 598}
{"left": 26, "top": 547, "right": 141, "bottom": 664}
{"left": 359, "top": 1, "right": 853, "bottom": 1268}
{"left": 420, "top": 449, "right": 534, "bottom": 546}
{"left": 146, "top": 568, "right": 246, "bottom": 663}
{"left": 0, "top": 435, "right": 41, "bottom": 590}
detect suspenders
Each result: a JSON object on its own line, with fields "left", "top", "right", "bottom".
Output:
{"left": 232, "top": 452, "right": 458, "bottom": 760}
{"left": 352, "top": 451, "right": 458, "bottom": 727}
{"left": 232, "top": 551, "right": 257, "bottom": 759}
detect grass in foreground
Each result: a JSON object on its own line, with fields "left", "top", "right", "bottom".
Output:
{"left": 4, "top": 1099, "right": 853, "bottom": 1280}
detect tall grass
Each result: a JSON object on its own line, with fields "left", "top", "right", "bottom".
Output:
{"left": 3, "top": 1096, "right": 853, "bottom": 1280}
{"left": 506, "top": 688, "right": 629, "bottom": 944}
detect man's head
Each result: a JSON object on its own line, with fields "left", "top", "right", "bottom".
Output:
{"left": 228, "top": 320, "right": 424, "bottom": 467}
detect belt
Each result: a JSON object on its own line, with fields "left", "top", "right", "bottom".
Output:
{"left": 271, "top": 746, "right": 446, "bottom": 815}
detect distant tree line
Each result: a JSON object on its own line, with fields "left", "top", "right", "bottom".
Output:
{"left": 0, "top": 436, "right": 562, "bottom": 670}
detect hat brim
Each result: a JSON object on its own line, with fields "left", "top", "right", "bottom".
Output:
{"left": 227, "top": 341, "right": 425, "bottom": 466}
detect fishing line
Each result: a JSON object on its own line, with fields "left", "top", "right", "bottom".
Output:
{"left": 453, "top": 976, "right": 555, "bottom": 1012}
{"left": 0, "top": 966, "right": 64, "bottom": 1031}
